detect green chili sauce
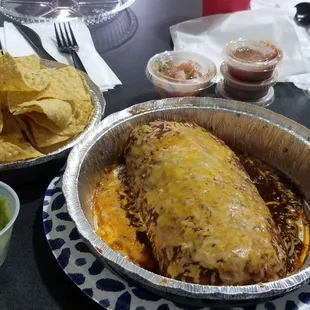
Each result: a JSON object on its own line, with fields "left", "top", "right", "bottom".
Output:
{"left": 0, "top": 198, "right": 10, "bottom": 231}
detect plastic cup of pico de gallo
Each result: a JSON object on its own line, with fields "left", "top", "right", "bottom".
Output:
{"left": 146, "top": 51, "right": 217, "bottom": 98}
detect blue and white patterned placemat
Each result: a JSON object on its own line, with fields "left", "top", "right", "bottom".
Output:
{"left": 42, "top": 170, "right": 310, "bottom": 310}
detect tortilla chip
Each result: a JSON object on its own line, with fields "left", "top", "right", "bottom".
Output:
{"left": 7, "top": 91, "right": 39, "bottom": 113}
{"left": 0, "top": 109, "right": 3, "bottom": 133}
{"left": 15, "top": 55, "right": 41, "bottom": 70}
{"left": 24, "top": 112, "right": 61, "bottom": 132}
{"left": 0, "top": 92, "right": 7, "bottom": 111}
{"left": 13, "top": 97, "right": 93, "bottom": 138}
{"left": 0, "top": 110, "right": 43, "bottom": 163}
{"left": 17, "top": 115, "right": 71, "bottom": 154}
{"left": 78, "top": 72, "right": 91, "bottom": 95}
{"left": 7, "top": 67, "right": 90, "bottom": 111}
{"left": 13, "top": 99, "right": 73, "bottom": 129}
{"left": 68, "top": 98, "right": 94, "bottom": 131}
{"left": 21, "top": 69, "right": 51, "bottom": 91}
{"left": 17, "top": 115, "right": 71, "bottom": 148}
{"left": 0, "top": 142, "right": 42, "bottom": 163}
{"left": 30, "top": 122, "right": 71, "bottom": 148}
{"left": 15, "top": 98, "right": 93, "bottom": 150}
{"left": 1, "top": 109, "right": 26, "bottom": 144}
{"left": 39, "top": 138, "right": 74, "bottom": 154}
{"left": 0, "top": 55, "right": 93, "bottom": 162}
{"left": 40, "top": 66, "right": 90, "bottom": 101}
{"left": 0, "top": 53, "right": 51, "bottom": 92}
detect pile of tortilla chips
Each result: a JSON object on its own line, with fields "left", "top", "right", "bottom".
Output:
{"left": 0, "top": 53, "right": 94, "bottom": 164}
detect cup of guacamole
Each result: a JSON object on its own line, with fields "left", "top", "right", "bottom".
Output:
{"left": 0, "top": 181, "right": 20, "bottom": 267}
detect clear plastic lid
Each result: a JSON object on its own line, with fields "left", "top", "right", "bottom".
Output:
{"left": 0, "top": 0, "right": 135, "bottom": 25}
{"left": 220, "top": 62, "right": 277, "bottom": 91}
{"left": 146, "top": 51, "right": 217, "bottom": 91}
{"left": 223, "top": 38, "right": 283, "bottom": 71}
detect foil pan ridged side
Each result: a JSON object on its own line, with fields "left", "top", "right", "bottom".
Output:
{"left": 0, "top": 59, "right": 105, "bottom": 172}
{"left": 63, "top": 97, "right": 310, "bottom": 301}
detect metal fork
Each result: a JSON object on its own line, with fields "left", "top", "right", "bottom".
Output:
{"left": 54, "top": 22, "right": 87, "bottom": 73}
{"left": 0, "top": 39, "right": 4, "bottom": 55}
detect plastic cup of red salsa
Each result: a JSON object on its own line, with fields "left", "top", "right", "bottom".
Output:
{"left": 222, "top": 39, "right": 283, "bottom": 82}
{"left": 146, "top": 51, "right": 217, "bottom": 98}
{"left": 220, "top": 62, "right": 277, "bottom": 101}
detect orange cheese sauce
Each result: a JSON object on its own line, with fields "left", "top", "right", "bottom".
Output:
{"left": 93, "top": 165, "right": 157, "bottom": 272}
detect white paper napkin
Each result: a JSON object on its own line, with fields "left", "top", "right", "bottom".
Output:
{"left": 170, "top": 9, "right": 310, "bottom": 90}
{"left": 251, "top": 0, "right": 310, "bottom": 94}
{"left": 0, "top": 21, "right": 121, "bottom": 92}
{"left": 251, "top": 0, "right": 300, "bottom": 11}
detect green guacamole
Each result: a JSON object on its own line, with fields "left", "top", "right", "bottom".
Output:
{"left": 0, "top": 198, "right": 9, "bottom": 231}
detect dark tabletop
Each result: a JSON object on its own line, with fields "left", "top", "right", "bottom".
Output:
{"left": 1, "top": 1, "right": 310, "bottom": 309}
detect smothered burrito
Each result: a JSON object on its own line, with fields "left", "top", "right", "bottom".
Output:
{"left": 93, "top": 121, "right": 308, "bottom": 286}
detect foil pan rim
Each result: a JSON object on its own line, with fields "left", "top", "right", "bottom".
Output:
{"left": 63, "top": 97, "right": 310, "bottom": 299}
{"left": 0, "top": 59, "right": 105, "bottom": 172}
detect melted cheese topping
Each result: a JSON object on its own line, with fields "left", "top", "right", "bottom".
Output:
{"left": 93, "top": 166, "right": 154, "bottom": 269}
{"left": 125, "top": 121, "right": 287, "bottom": 285}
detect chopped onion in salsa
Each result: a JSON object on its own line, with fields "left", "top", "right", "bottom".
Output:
{"left": 154, "top": 60, "right": 203, "bottom": 81}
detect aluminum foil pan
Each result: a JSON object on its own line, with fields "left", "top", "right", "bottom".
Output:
{"left": 0, "top": 59, "right": 105, "bottom": 173}
{"left": 63, "top": 97, "right": 310, "bottom": 301}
